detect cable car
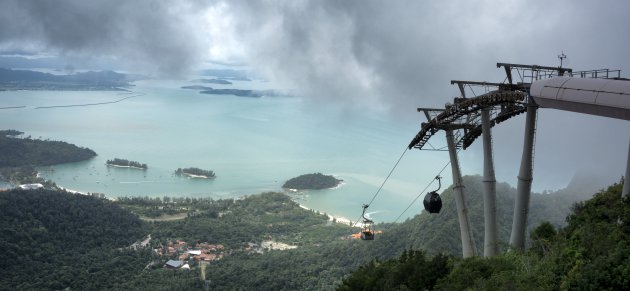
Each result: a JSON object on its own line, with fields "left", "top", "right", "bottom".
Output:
{"left": 423, "top": 176, "right": 442, "bottom": 214}
{"left": 360, "top": 204, "right": 375, "bottom": 240}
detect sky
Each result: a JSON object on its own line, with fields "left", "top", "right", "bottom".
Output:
{"left": 1, "top": 0, "right": 629, "bottom": 190}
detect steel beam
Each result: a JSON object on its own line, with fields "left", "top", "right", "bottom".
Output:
{"left": 481, "top": 108, "right": 498, "bottom": 257}
{"left": 446, "top": 129, "right": 477, "bottom": 257}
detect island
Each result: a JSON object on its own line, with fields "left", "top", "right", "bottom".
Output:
{"left": 106, "top": 158, "right": 147, "bottom": 169}
{"left": 200, "top": 88, "right": 263, "bottom": 98}
{"left": 0, "top": 68, "right": 133, "bottom": 90}
{"left": 282, "top": 173, "right": 342, "bottom": 190}
{"left": 175, "top": 167, "right": 215, "bottom": 179}
{"left": 181, "top": 85, "right": 284, "bottom": 98}
{"left": 192, "top": 78, "right": 233, "bottom": 85}
{"left": 0, "top": 129, "right": 97, "bottom": 186}
{"left": 181, "top": 85, "right": 213, "bottom": 90}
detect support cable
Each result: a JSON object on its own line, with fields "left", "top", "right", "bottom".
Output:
{"left": 351, "top": 146, "right": 408, "bottom": 226}
{"left": 393, "top": 158, "right": 452, "bottom": 223}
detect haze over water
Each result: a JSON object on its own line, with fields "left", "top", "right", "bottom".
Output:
{"left": 0, "top": 78, "right": 447, "bottom": 223}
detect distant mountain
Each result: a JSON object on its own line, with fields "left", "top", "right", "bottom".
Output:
{"left": 0, "top": 68, "right": 132, "bottom": 90}
{"left": 0, "top": 55, "right": 65, "bottom": 69}
{"left": 377, "top": 174, "right": 600, "bottom": 256}
{"left": 340, "top": 182, "right": 629, "bottom": 290}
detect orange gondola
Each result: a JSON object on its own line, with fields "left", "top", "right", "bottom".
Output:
{"left": 360, "top": 204, "right": 375, "bottom": 240}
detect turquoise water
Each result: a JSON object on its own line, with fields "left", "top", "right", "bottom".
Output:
{"left": 0, "top": 79, "right": 450, "bottom": 222}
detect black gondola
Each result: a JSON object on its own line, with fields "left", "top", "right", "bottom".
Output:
{"left": 423, "top": 176, "right": 442, "bottom": 213}
{"left": 360, "top": 204, "right": 375, "bottom": 240}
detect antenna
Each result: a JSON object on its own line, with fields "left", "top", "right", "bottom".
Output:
{"left": 558, "top": 51, "right": 567, "bottom": 68}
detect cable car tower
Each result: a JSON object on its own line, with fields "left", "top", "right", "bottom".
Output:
{"left": 408, "top": 62, "right": 574, "bottom": 257}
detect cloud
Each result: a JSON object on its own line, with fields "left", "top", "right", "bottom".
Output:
{"left": 223, "top": 0, "right": 630, "bottom": 116}
{"left": 221, "top": 0, "right": 630, "bottom": 190}
{"left": 0, "top": 0, "right": 212, "bottom": 76}
{"left": 0, "top": 0, "right": 628, "bottom": 189}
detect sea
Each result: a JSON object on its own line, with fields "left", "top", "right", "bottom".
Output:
{"left": 0, "top": 77, "right": 455, "bottom": 223}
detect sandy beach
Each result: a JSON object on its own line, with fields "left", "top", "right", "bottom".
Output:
{"left": 298, "top": 203, "right": 359, "bottom": 227}
{"left": 106, "top": 164, "right": 146, "bottom": 170}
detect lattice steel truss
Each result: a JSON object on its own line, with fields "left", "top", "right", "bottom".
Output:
{"left": 406, "top": 62, "right": 611, "bottom": 151}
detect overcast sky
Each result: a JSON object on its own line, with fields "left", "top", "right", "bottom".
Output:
{"left": 1, "top": 0, "right": 629, "bottom": 190}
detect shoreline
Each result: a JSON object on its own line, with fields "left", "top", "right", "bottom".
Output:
{"left": 297, "top": 203, "right": 360, "bottom": 227}
{"left": 182, "top": 173, "right": 214, "bottom": 179}
{"left": 106, "top": 164, "right": 147, "bottom": 170}
{"left": 57, "top": 185, "right": 115, "bottom": 201}
{"left": 38, "top": 167, "right": 363, "bottom": 224}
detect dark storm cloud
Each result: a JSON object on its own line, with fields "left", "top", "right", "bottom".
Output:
{"left": 0, "top": 0, "right": 628, "bottom": 189}
{"left": 225, "top": 0, "right": 630, "bottom": 116}
{"left": 0, "top": 0, "right": 209, "bottom": 75}
{"left": 223, "top": 0, "right": 630, "bottom": 190}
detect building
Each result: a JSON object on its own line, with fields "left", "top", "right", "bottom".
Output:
{"left": 18, "top": 183, "right": 43, "bottom": 190}
{"left": 164, "top": 260, "right": 184, "bottom": 269}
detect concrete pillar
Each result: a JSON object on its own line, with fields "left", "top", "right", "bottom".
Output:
{"left": 481, "top": 108, "right": 498, "bottom": 257}
{"left": 446, "top": 129, "right": 477, "bottom": 257}
{"left": 623, "top": 137, "right": 630, "bottom": 197}
{"left": 509, "top": 103, "right": 538, "bottom": 250}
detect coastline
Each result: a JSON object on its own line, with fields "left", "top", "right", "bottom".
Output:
{"left": 106, "top": 164, "right": 147, "bottom": 170}
{"left": 182, "top": 172, "right": 214, "bottom": 179}
{"left": 57, "top": 185, "right": 115, "bottom": 201}
{"left": 297, "top": 203, "right": 359, "bottom": 227}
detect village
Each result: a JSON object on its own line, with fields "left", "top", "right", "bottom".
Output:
{"left": 153, "top": 238, "right": 305, "bottom": 270}
{"left": 155, "top": 240, "right": 227, "bottom": 269}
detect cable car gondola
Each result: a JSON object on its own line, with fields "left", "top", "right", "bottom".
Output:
{"left": 423, "top": 176, "right": 442, "bottom": 214}
{"left": 360, "top": 204, "right": 375, "bottom": 240}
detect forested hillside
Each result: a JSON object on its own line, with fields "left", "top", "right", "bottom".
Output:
{"left": 381, "top": 174, "right": 598, "bottom": 256}
{"left": 339, "top": 181, "right": 630, "bottom": 290}
{"left": 0, "top": 175, "right": 607, "bottom": 290}
{"left": 0, "top": 189, "right": 158, "bottom": 290}
{"left": 202, "top": 175, "right": 600, "bottom": 289}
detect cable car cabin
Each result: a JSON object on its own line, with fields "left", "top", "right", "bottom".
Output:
{"left": 361, "top": 228, "right": 375, "bottom": 240}
{"left": 423, "top": 191, "right": 442, "bottom": 213}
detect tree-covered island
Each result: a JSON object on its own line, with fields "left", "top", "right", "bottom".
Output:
{"left": 175, "top": 167, "right": 215, "bottom": 179}
{"left": 0, "top": 129, "right": 97, "bottom": 167}
{"left": 106, "top": 158, "right": 147, "bottom": 169}
{"left": 282, "top": 173, "right": 342, "bottom": 190}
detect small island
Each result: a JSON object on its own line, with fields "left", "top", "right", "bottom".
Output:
{"left": 181, "top": 85, "right": 213, "bottom": 90}
{"left": 282, "top": 173, "right": 342, "bottom": 190}
{"left": 175, "top": 167, "right": 215, "bottom": 179}
{"left": 106, "top": 158, "right": 147, "bottom": 170}
{"left": 192, "top": 78, "right": 233, "bottom": 85}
